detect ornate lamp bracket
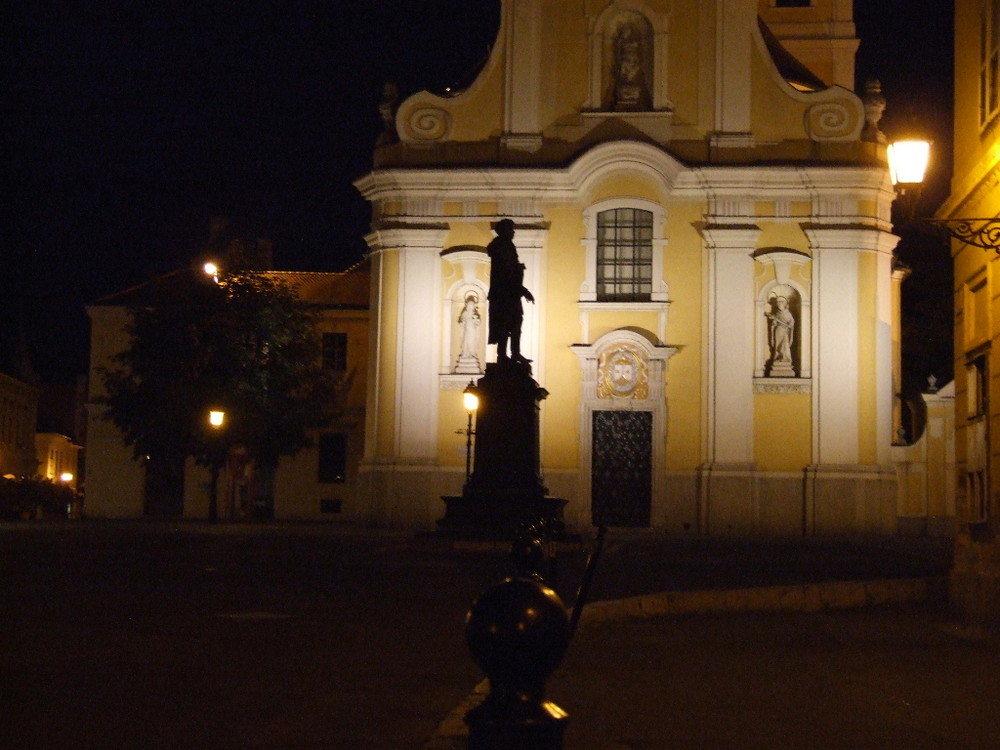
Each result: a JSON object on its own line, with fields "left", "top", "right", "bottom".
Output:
{"left": 927, "top": 218, "right": 1000, "bottom": 252}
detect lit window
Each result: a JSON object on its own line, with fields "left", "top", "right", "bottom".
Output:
{"left": 967, "top": 355, "right": 988, "bottom": 419}
{"left": 596, "top": 208, "right": 654, "bottom": 302}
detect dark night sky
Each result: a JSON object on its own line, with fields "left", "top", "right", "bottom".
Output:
{"left": 3, "top": 1, "right": 951, "bottom": 383}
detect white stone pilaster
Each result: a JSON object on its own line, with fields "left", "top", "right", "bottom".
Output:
{"left": 806, "top": 226, "right": 897, "bottom": 465}
{"left": 702, "top": 224, "right": 760, "bottom": 463}
{"left": 364, "top": 227, "right": 448, "bottom": 463}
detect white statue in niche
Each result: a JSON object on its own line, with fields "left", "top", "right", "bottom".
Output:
{"left": 766, "top": 295, "right": 796, "bottom": 376}
{"left": 612, "top": 21, "right": 650, "bottom": 111}
{"left": 454, "top": 292, "right": 483, "bottom": 374}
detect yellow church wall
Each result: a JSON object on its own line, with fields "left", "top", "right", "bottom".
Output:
{"left": 750, "top": 47, "right": 809, "bottom": 144}
{"left": 666, "top": 0, "right": 708, "bottom": 130}
{"left": 540, "top": 346, "right": 584, "bottom": 472}
{"left": 587, "top": 174, "right": 666, "bottom": 206}
{"left": 538, "top": 206, "right": 586, "bottom": 471}
{"left": 662, "top": 203, "right": 704, "bottom": 469}
{"left": 441, "top": 49, "right": 506, "bottom": 143}
{"left": 445, "top": 222, "right": 493, "bottom": 250}
{"left": 754, "top": 393, "right": 811, "bottom": 470}
{"left": 538, "top": 7, "right": 588, "bottom": 130}
{"left": 754, "top": 221, "right": 809, "bottom": 253}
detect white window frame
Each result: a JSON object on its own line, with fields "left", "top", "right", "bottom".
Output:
{"left": 580, "top": 198, "right": 668, "bottom": 304}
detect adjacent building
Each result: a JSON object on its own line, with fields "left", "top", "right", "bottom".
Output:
{"left": 84, "top": 263, "right": 369, "bottom": 520}
{"left": 938, "top": 0, "right": 1000, "bottom": 629}
{"left": 0, "top": 371, "right": 38, "bottom": 479}
{"left": 353, "top": 0, "right": 913, "bottom": 534}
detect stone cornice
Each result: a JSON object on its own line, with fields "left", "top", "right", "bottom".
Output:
{"left": 355, "top": 140, "right": 888, "bottom": 207}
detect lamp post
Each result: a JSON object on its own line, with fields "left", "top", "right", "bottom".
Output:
{"left": 207, "top": 409, "right": 226, "bottom": 523}
{"left": 462, "top": 381, "right": 479, "bottom": 483}
{"left": 886, "top": 129, "right": 931, "bottom": 445}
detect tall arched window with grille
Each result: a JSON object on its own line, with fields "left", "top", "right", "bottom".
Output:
{"left": 596, "top": 207, "right": 653, "bottom": 302}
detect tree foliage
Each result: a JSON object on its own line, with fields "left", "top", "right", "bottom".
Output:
{"left": 99, "top": 268, "right": 340, "bottom": 475}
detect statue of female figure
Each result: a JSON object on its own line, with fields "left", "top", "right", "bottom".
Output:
{"left": 459, "top": 293, "right": 481, "bottom": 359}
{"left": 767, "top": 296, "right": 795, "bottom": 365}
{"left": 613, "top": 22, "right": 649, "bottom": 111}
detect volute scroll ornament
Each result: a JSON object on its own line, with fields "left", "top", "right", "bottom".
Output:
{"left": 805, "top": 98, "right": 861, "bottom": 142}
{"left": 404, "top": 106, "right": 453, "bottom": 141}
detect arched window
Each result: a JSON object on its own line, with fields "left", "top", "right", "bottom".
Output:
{"left": 581, "top": 198, "right": 668, "bottom": 305}
{"left": 596, "top": 207, "right": 654, "bottom": 301}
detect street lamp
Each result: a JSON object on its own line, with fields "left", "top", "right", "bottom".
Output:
{"left": 207, "top": 408, "right": 226, "bottom": 522}
{"left": 462, "top": 381, "right": 479, "bottom": 483}
{"left": 887, "top": 137, "right": 931, "bottom": 192}
{"left": 203, "top": 261, "right": 220, "bottom": 284}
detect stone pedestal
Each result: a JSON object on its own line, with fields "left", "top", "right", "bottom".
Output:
{"left": 439, "top": 360, "right": 567, "bottom": 539}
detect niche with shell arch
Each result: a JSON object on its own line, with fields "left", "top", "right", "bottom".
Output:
{"left": 586, "top": 3, "right": 671, "bottom": 113}
{"left": 441, "top": 246, "right": 490, "bottom": 378}
{"left": 753, "top": 249, "right": 811, "bottom": 383}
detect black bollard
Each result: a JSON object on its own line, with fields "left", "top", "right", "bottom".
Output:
{"left": 465, "top": 575, "right": 570, "bottom": 750}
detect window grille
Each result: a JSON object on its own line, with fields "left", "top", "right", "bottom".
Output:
{"left": 596, "top": 208, "right": 653, "bottom": 302}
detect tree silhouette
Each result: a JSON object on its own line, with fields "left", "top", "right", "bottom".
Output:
{"left": 99, "top": 265, "right": 341, "bottom": 515}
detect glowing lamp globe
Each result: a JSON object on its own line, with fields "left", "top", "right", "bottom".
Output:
{"left": 887, "top": 139, "right": 930, "bottom": 188}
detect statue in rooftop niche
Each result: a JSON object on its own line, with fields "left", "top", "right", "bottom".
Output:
{"left": 487, "top": 219, "right": 534, "bottom": 364}
{"left": 612, "top": 21, "right": 650, "bottom": 111}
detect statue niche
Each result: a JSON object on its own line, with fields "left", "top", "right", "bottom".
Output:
{"left": 765, "top": 288, "right": 801, "bottom": 377}
{"left": 606, "top": 13, "right": 653, "bottom": 112}
{"left": 454, "top": 291, "right": 484, "bottom": 375}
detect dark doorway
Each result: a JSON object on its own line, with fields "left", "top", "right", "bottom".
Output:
{"left": 143, "top": 455, "right": 184, "bottom": 516}
{"left": 591, "top": 410, "right": 652, "bottom": 527}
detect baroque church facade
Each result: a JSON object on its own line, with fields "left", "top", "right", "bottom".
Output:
{"left": 354, "top": 0, "right": 909, "bottom": 534}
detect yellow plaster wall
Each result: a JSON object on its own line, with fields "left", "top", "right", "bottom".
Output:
{"left": 540, "top": 206, "right": 587, "bottom": 470}
{"left": 445, "top": 222, "right": 493, "bottom": 249}
{"left": 751, "top": 44, "right": 809, "bottom": 143}
{"left": 539, "top": 5, "right": 589, "bottom": 130}
{"left": 754, "top": 393, "right": 811, "bottom": 470}
{"left": 755, "top": 221, "right": 810, "bottom": 253}
{"left": 662, "top": 202, "right": 704, "bottom": 469}
{"left": 667, "top": 0, "right": 707, "bottom": 129}
{"left": 443, "top": 52, "right": 506, "bottom": 142}
{"left": 588, "top": 173, "right": 666, "bottom": 205}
